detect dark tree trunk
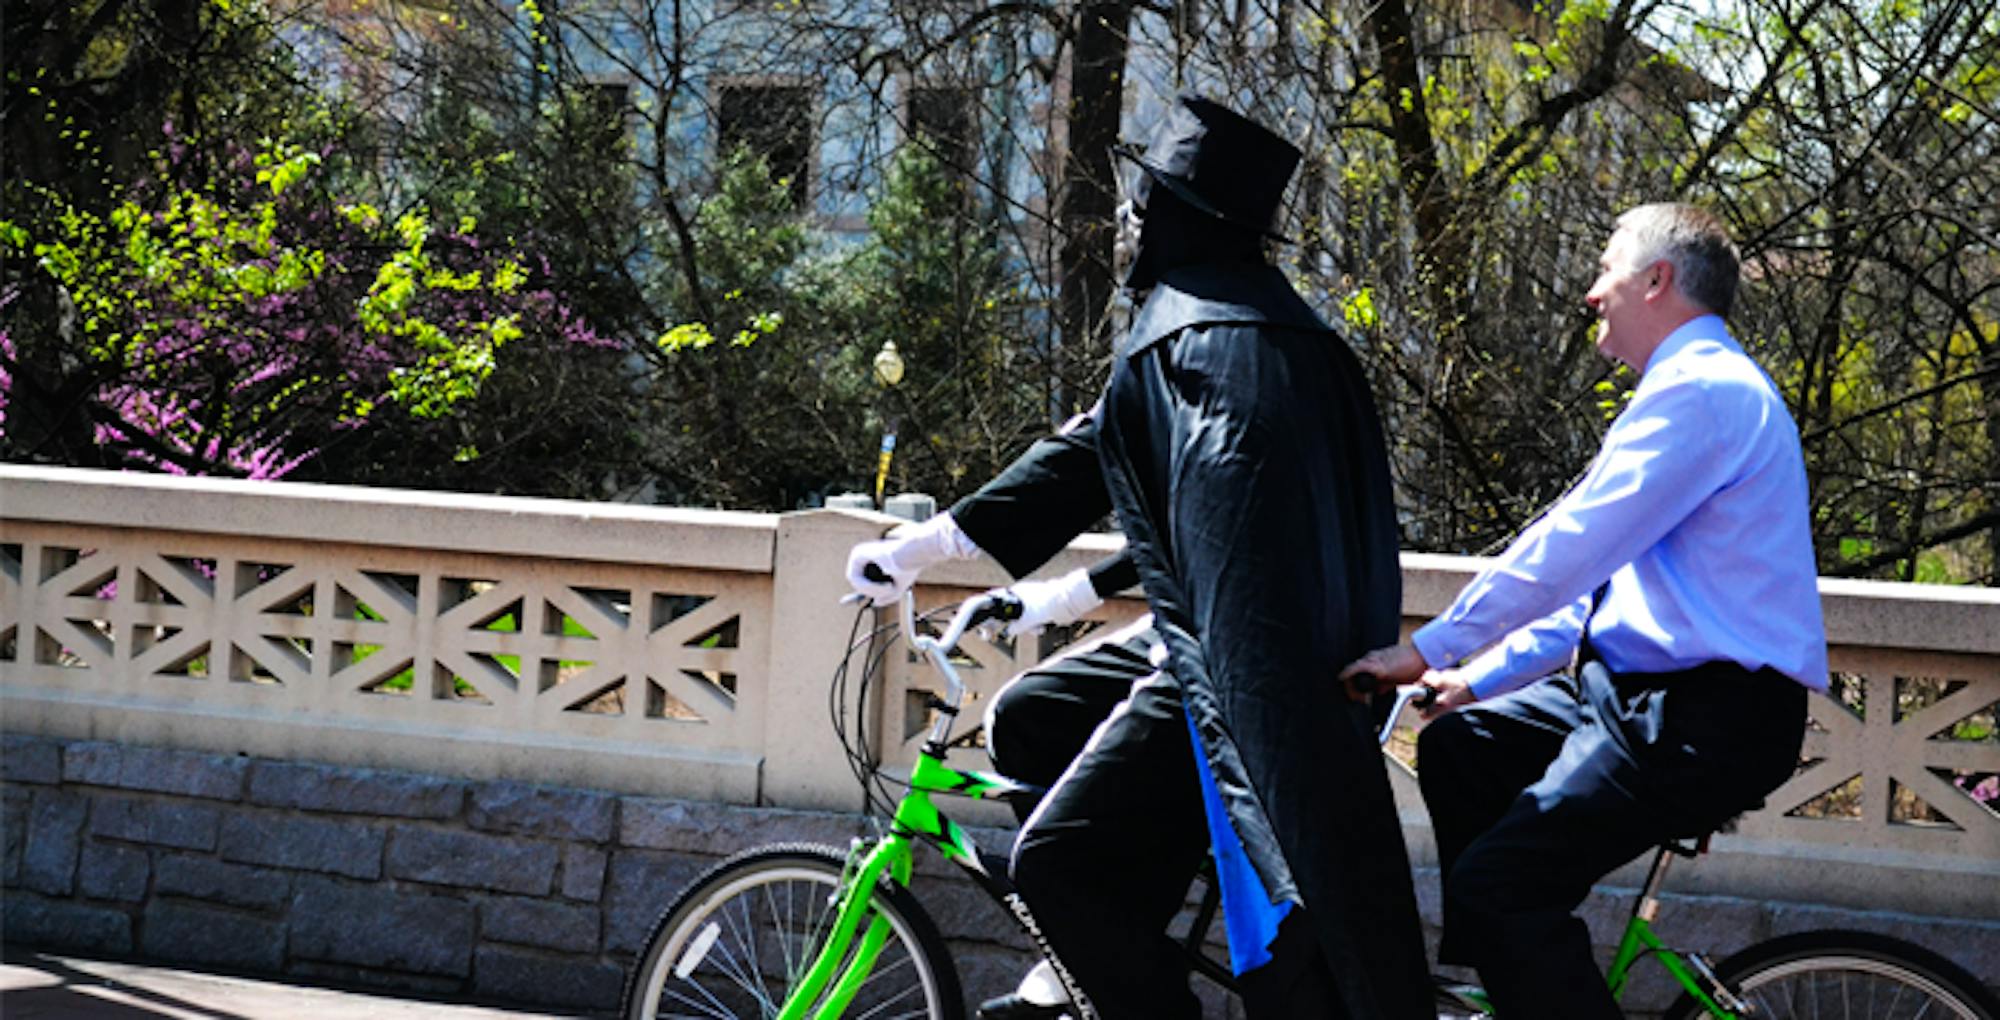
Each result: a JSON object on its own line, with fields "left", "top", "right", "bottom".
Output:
{"left": 1054, "top": 1, "right": 1131, "bottom": 400}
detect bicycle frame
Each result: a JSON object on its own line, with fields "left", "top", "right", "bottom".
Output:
{"left": 777, "top": 593, "right": 1079, "bottom": 1020}
{"left": 1602, "top": 840, "right": 1756, "bottom": 1019}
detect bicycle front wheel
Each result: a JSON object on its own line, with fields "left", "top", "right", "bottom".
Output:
{"left": 1666, "top": 930, "right": 1999, "bottom": 1020}
{"left": 621, "top": 843, "right": 964, "bottom": 1020}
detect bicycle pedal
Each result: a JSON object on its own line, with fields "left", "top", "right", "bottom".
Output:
{"left": 1434, "top": 979, "right": 1493, "bottom": 1016}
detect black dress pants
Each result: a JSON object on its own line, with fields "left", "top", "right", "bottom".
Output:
{"left": 984, "top": 617, "right": 1159, "bottom": 823}
{"left": 1001, "top": 637, "right": 1212, "bottom": 1019}
{"left": 989, "top": 618, "right": 1354, "bottom": 1019}
{"left": 1417, "top": 661, "right": 1806, "bottom": 1020}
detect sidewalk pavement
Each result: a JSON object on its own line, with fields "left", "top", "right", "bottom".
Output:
{"left": 0, "top": 949, "right": 587, "bottom": 1020}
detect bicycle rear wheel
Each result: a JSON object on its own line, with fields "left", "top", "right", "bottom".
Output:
{"left": 1666, "top": 930, "right": 1998, "bottom": 1020}
{"left": 621, "top": 843, "right": 964, "bottom": 1020}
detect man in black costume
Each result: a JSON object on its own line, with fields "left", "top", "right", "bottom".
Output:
{"left": 848, "top": 95, "right": 1432, "bottom": 1018}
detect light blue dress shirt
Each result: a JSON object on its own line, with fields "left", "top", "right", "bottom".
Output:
{"left": 1413, "top": 315, "right": 1829, "bottom": 699}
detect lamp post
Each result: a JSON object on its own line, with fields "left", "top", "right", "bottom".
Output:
{"left": 871, "top": 341, "right": 905, "bottom": 508}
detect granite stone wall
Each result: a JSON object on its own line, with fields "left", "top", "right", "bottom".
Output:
{"left": 4, "top": 731, "right": 1994, "bottom": 1017}
{"left": 0, "top": 732, "right": 1040, "bottom": 1015}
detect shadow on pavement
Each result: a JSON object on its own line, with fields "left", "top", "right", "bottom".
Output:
{"left": 1, "top": 947, "right": 250, "bottom": 1019}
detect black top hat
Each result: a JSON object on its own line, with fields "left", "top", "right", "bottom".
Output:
{"left": 1115, "top": 94, "right": 1301, "bottom": 243}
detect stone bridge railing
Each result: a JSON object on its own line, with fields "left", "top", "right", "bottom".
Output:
{"left": 3, "top": 464, "right": 1995, "bottom": 1011}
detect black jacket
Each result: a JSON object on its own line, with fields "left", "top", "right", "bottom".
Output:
{"left": 948, "top": 261, "right": 1430, "bottom": 1016}
{"left": 1099, "top": 262, "right": 1431, "bottom": 1016}
{"left": 948, "top": 402, "right": 1138, "bottom": 595}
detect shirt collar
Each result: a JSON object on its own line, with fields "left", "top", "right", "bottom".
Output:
{"left": 1643, "top": 313, "right": 1735, "bottom": 375}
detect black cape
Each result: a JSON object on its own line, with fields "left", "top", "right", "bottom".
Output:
{"left": 1096, "top": 263, "right": 1433, "bottom": 1017}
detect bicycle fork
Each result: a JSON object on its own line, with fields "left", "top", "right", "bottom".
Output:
{"left": 775, "top": 835, "right": 915, "bottom": 1020}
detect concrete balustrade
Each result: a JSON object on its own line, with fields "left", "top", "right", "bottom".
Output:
{"left": 3, "top": 464, "right": 1996, "bottom": 1014}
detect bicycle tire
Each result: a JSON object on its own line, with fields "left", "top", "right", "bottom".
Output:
{"left": 1665, "top": 929, "right": 1999, "bottom": 1020}
{"left": 621, "top": 842, "right": 965, "bottom": 1020}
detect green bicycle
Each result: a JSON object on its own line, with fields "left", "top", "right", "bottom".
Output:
{"left": 621, "top": 591, "right": 1998, "bottom": 1020}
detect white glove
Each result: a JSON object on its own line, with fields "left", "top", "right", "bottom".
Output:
{"left": 1000, "top": 568, "right": 1103, "bottom": 637}
{"left": 844, "top": 513, "right": 980, "bottom": 606}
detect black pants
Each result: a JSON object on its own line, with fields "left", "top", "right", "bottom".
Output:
{"left": 1417, "top": 661, "right": 1807, "bottom": 1019}
{"left": 984, "top": 618, "right": 1159, "bottom": 824}
{"left": 990, "top": 619, "right": 1341, "bottom": 1019}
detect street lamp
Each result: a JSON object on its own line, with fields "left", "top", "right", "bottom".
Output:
{"left": 872, "top": 340, "right": 905, "bottom": 387}
{"left": 871, "top": 341, "right": 904, "bottom": 507}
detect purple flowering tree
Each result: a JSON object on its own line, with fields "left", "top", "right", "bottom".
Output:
{"left": 1, "top": 124, "right": 608, "bottom": 481}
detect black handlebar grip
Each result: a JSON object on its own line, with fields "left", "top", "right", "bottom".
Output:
{"left": 863, "top": 563, "right": 890, "bottom": 584}
{"left": 991, "top": 593, "right": 1024, "bottom": 621}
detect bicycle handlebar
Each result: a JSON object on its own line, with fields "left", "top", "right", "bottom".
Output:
{"left": 1375, "top": 682, "right": 1436, "bottom": 746}
{"left": 873, "top": 587, "right": 1432, "bottom": 751}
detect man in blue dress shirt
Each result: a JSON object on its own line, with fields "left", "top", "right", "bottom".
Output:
{"left": 1342, "top": 202, "right": 1827, "bottom": 1018}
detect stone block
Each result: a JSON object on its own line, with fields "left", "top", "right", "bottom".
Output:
{"left": 248, "top": 761, "right": 463, "bottom": 819}
{"left": 155, "top": 853, "right": 292, "bottom": 911}
{"left": 560, "top": 845, "right": 607, "bottom": 902}
{"left": 1651, "top": 890, "right": 1769, "bottom": 961}
{"left": 951, "top": 940, "right": 1040, "bottom": 1009}
{"left": 140, "top": 901, "right": 285, "bottom": 972}
{"left": 907, "top": 872, "right": 1028, "bottom": 950}
{"left": 471, "top": 945, "right": 623, "bottom": 1011}
{"left": 386, "top": 827, "right": 556, "bottom": 895}
{"left": 62, "top": 741, "right": 123, "bottom": 786}
{"left": 220, "top": 811, "right": 384, "bottom": 879}
{"left": 620, "top": 796, "right": 863, "bottom": 855}
{"left": 286, "top": 960, "right": 459, "bottom": 998}
{"left": 2, "top": 734, "right": 61, "bottom": 784}
{"left": 480, "top": 895, "right": 601, "bottom": 953}
{"left": 78, "top": 842, "right": 149, "bottom": 902}
{"left": 1, "top": 890, "right": 133, "bottom": 954}
{"left": 4, "top": 785, "right": 30, "bottom": 885}
{"left": 21, "top": 788, "right": 88, "bottom": 895}
{"left": 290, "top": 876, "right": 475, "bottom": 977}
{"left": 89, "top": 796, "right": 219, "bottom": 851}
{"left": 64, "top": 742, "right": 245, "bottom": 801}
{"left": 469, "top": 780, "right": 614, "bottom": 842}
{"left": 603, "top": 849, "right": 709, "bottom": 954}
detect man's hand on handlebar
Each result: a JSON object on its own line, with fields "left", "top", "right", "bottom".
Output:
{"left": 1339, "top": 643, "right": 1477, "bottom": 719}
{"left": 991, "top": 568, "right": 1102, "bottom": 638}
{"left": 1415, "top": 672, "right": 1475, "bottom": 721}
{"left": 843, "top": 514, "right": 980, "bottom": 606}
{"left": 1337, "top": 642, "right": 1427, "bottom": 702}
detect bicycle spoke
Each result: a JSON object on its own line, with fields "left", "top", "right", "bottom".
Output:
{"left": 766, "top": 880, "right": 798, "bottom": 988}
{"left": 730, "top": 887, "right": 766, "bottom": 1011}
{"left": 699, "top": 906, "right": 778, "bottom": 1017}
{"left": 663, "top": 980, "right": 742, "bottom": 1020}
{"left": 851, "top": 952, "right": 931, "bottom": 1020}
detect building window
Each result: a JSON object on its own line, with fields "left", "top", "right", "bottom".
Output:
{"left": 581, "top": 81, "right": 631, "bottom": 148}
{"left": 716, "top": 82, "right": 815, "bottom": 209}
{"left": 905, "top": 85, "right": 974, "bottom": 176}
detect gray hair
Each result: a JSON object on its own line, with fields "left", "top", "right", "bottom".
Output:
{"left": 1615, "top": 203, "right": 1741, "bottom": 317}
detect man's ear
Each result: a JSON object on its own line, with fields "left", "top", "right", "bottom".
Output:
{"left": 1646, "top": 260, "right": 1674, "bottom": 301}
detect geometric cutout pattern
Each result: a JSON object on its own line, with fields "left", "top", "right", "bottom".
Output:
{"left": 1753, "top": 666, "right": 2000, "bottom": 853}
{"left": 875, "top": 584, "right": 1151, "bottom": 775}
{"left": 0, "top": 530, "right": 764, "bottom": 760}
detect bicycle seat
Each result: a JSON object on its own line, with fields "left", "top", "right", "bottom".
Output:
{"left": 1663, "top": 800, "right": 1763, "bottom": 857}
